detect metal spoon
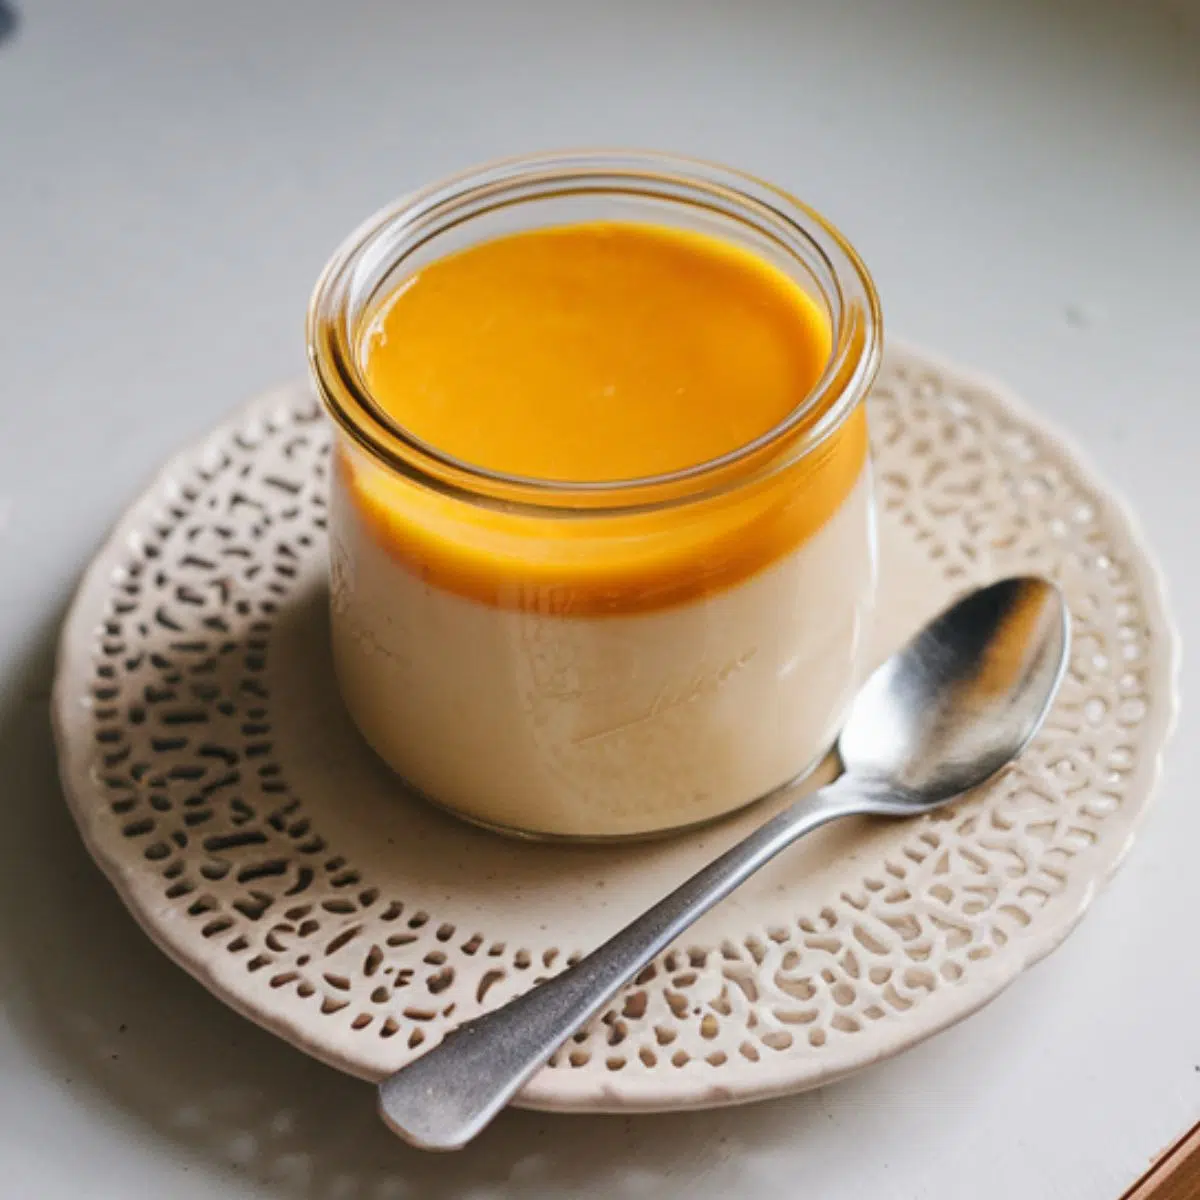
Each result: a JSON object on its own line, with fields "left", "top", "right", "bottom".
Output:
{"left": 379, "top": 575, "right": 1069, "bottom": 1150}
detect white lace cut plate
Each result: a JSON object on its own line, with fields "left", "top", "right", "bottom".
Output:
{"left": 52, "top": 343, "right": 1178, "bottom": 1113}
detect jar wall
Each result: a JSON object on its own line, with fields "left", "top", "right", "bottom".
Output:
{"left": 311, "top": 152, "right": 882, "bottom": 839}
{"left": 329, "top": 432, "right": 877, "bottom": 838}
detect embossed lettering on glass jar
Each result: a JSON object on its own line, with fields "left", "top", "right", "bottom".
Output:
{"left": 308, "top": 152, "right": 882, "bottom": 839}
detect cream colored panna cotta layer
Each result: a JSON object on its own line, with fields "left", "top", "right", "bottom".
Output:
{"left": 330, "top": 472, "right": 874, "bottom": 838}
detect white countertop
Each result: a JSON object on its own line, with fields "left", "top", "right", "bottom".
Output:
{"left": 1, "top": 1, "right": 1197, "bottom": 1195}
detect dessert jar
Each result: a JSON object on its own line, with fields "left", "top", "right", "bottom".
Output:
{"left": 308, "top": 152, "right": 882, "bottom": 839}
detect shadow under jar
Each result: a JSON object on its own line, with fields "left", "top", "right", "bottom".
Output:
{"left": 308, "top": 151, "right": 882, "bottom": 840}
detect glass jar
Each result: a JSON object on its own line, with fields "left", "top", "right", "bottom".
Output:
{"left": 308, "top": 151, "right": 882, "bottom": 840}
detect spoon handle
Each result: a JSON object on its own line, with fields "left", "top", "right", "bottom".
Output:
{"left": 378, "top": 776, "right": 869, "bottom": 1150}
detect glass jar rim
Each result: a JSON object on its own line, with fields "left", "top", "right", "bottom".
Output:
{"left": 307, "top": 149, "right": 882, "bottom": 516}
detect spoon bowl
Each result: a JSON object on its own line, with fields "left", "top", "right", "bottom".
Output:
{"left": 379, "top": 575, "right": 1070, "bottom": 1150}
{"left": 840, "top": 576, "right": 1069, "bottom": 809}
